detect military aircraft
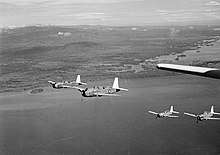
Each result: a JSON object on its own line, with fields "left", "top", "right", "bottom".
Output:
{"left": 184, "top": 106, "right": 220, "bottom": 123}
{"left": 148, "top": 106, "right": 179, "bottom": 118}
{"left": 73, "top": 77, "right": 128, "bottom": 98}
{"left": 48, "top": 75, "right": 86, "bottom": 89}
{"left": 157, "top": 63, "right": 220, "bottom": 79}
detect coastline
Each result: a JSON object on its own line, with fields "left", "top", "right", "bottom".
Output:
{"left": 1, "top": 27, "right": 220, "bottom": 94}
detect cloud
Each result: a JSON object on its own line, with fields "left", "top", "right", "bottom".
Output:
{"left": 58, "top": 13, "right": 108, "bottom": 20}
{"left": 0, "top": 0, "right": 143, "bottom": 6}
{"left": 206, "top": 1, "right": 220, "bottom": 6}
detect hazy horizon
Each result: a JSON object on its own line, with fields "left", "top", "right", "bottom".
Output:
{"left": 1, "top": 0, "right": 220, "bottom": 27}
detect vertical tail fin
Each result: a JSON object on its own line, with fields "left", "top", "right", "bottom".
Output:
{"left": 76, "top": 75, "right": 81, "bottom": 84}
{"left": 112, "top": 77, "right": 128, "bottom": 91}
{"left": 75, "top": 75, "right": 87, "bottom": 85}
{"left": 170, "top": 106, "right": 179, "bottom": 114}
{"left": 112, "top": 77, "right": 119, "bottom": 89}
{"left": 211, "top": 106, "right": 214, "bottom": 114}
{"left": 170, "top": 106, "right": 173, "bottom": 112}
{"left": 212, "top": 106, "right": 220, "bottom": 115}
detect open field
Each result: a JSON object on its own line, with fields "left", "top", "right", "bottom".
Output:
{"left": 0, "top": 75, "right": 220, "bottom": 155}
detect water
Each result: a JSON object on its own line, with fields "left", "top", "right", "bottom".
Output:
{"left": 125, "top": 37, "right": 220, "bottom": 73}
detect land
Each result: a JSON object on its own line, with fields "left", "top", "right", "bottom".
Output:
{"left": 0, "top": 25, "right": 220, "bottom": 155}
{"left": 1, "top": 25, "right": 220, "bottom": 93}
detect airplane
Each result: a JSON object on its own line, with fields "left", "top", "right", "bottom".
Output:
{"left": 157, "top": 63, "right": 220, "bottom": 79}
{"left": 148, "top": 106, "right": 179, "bottom": 118}
{"left": 48, "top": 75, "right": 87, "bottom": 89}
{"left": 184, "top": 106, "right": 220, "bottom": 123}
{"left": 73, "top": 77, "right": 128, "bottom": 98}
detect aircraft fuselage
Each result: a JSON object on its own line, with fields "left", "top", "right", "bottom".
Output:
{"left": 81, "top": 87, "right": 119, "bottom": 97}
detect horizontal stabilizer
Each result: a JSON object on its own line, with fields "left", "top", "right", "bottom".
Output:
{"left": 214, "top": 112, "right": 220, "bottom": 115}
{"left": 148, "top": 111, "right": 158, "bottom": 115}
{"left": 206, "top": 117, "right": 220, "bottom": 120}
{"left": 172, "top": 111, "right": 179, "bottom": 114}
{"left": 184, "top": 112, "right": 197, "bottom": 117}
{"left": 167, "top": 115, "right": 179, "bottom": 118}
{"left": 117, "top": 87, "right": 129, "bottom": 91}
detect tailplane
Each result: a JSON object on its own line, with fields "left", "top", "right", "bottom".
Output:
{"left": 211, "top": 106, "right": 220, "bottom": 115}
{"left": 75, "top": 75, "right": 87, "bottom": 85}
{"left": 112, "top": 77, "right": 128, "bottom": 91}
{"left": 170, "top": 106, "right": 179, "bottom": 114}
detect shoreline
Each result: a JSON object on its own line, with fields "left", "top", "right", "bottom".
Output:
{"left": 1, "top": 28, "right": 220, "bottom": 94}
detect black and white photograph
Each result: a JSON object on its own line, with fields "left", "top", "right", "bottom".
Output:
{"left": 0, "top": 0, "right": 220, "bottom": 154}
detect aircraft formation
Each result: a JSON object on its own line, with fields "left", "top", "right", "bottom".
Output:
{"left": 49, "top": 75, "right": 128, "bottom": 98}
{"left": 149, "top": 106, "right": 220, "bottom": 123}
{"left": 154, "top": 63, "right": 220, "bottom": 122}
{"left": 48, "top": 63, "right": 220, "bottom": 123}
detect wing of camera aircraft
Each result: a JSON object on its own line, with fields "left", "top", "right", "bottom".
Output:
{"left": 157, "top": 63, "right": 220, "bottom": 79}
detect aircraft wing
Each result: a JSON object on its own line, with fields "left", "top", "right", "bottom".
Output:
{"left": 69, "top": 86, "right": 86, "bottom": 92}
{"left": 48, "top": 81, "right": 56, "bottom": 84}
{"left": 157, "top": 63, "right": 220, "bottom": 79}
{"left": 148, "top": 111, "right": 158, "bottom": 115}
{"left": 62, "top": 85, "right": 76, "bottom": 88}
{"left": 93, "top": 92, "right": 120, "bottom": 96}
{"left": 205, "top": 117, "right": 220, "bottom": 120}
{"left": 167, "top": 115, "right": 179, "bottom": 118}
{"left": 184, "top": 112, "right": 197, "bottom": 117}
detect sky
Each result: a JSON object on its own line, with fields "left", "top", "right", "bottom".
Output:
{"left": 0, "top": 0, "right": 220, "bottom": 27}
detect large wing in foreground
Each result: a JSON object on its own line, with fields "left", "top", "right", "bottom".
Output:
{"left": 93, "top": 92, "right": 120, "bottom": 96}
{"left": 205, "top": 117, "right": 220, "bottom": 120}
{"left": 148, "top": 111, "right": 158, "bottom": 115}
{"left": 157, "top": 63, "right": 220, "bottom": 79}
{"left": 184, "top": 112, "right": 197, "bottom": 117}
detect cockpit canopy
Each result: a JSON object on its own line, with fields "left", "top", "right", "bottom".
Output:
{"left": 203, "top": 111, "right": 209, "bottom": 115}
{"left": 93, "top": 86, "right": 105, "bottom": 89}
{"left": 164, "top": 110, "right": 170, "bottom": 113}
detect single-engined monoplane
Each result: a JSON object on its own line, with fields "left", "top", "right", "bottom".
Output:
{"left": 184, "top": 106, "right": 220, "bottom": 123}
{"left": 73, "top": 77, "right": 128, "bottom": 98}
{"left": 149, "top": 106, "right": 179, "bottom": 118}
{"left": 48, "top": 75, "right": 86, "bottom": 89}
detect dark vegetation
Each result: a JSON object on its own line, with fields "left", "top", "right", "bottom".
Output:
{"left": 1, "top": 25, "right": 220, "bottom": 93}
